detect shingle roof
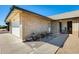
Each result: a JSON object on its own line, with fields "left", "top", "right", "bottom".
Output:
{"left": 48, "top": 10, "right": 79, "bottom": 20}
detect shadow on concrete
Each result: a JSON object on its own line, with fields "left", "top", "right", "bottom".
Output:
{"left": 41, "top": 34, "right": 69, "bottom": 48}
{"left": 25, "top": 34, "right": 69, "bottom": 48}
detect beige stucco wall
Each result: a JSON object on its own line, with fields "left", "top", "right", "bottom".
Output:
{"left": 72, "top": 18, "right": 79, "bottom": 37}
{"left": 11, "top": 13, "right": 21, "bottom": 37}
{"left": 44, "top": 17, "right": 79, "bottom": 37}
{"left": 51, "top": 18, "right": 79, "bottom": 38}
{"left": 51, "top": 20, "right": 59, "bottom": 33}
{"left": 59, "top": 19, "right": 72, "bottom": 33}
{"left": 60, "top": 19, "right": 78, "bottom": 32}
{"left": 9, "top": 12, "right": 23, "bottom": 41}
{"left": 20, "top": 11, "right": 51, "bottom": 40}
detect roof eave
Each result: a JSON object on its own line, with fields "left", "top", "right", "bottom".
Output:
{"left": 5, "top": 6, "right": 53, "bottom": 23}
{"left": 5, "top": 6, "right": 16, "bottom": 23}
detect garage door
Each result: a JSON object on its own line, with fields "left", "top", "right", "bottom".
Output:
{"left": 12, "top": 27, "right": 20, "bottom": 37}
{"left": 12, "top": 19, "right": 20, "bottom": 38}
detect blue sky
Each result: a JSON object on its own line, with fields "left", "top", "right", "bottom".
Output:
{"left": 0, "top": 5, "right": 79, "bottom": 25}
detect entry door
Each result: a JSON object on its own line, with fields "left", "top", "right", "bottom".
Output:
{"left": 59, "top": 22, "right": 62, "bottom": 33}
{"left": 67, "top": 21, "right": 72, "bottom": 34}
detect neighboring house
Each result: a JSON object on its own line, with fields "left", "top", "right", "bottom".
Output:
{"left": 5, "top": 6, "right": 79, "bottom": 41}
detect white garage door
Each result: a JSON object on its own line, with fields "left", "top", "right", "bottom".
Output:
{"left": 12, "top": 27, "right": 20, "bottom": 37}
{"left": 12, "top": 19, "right": 20, "bottom": 38}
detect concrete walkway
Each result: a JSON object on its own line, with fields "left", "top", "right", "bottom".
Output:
{"left": 57, "top": 34, "right": 79, "bottom": 54}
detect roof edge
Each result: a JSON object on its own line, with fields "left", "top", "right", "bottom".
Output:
{"left": 5, "top": 5, "right": 53, "bottom": 23}
{"left": 5, "top": 5, "right": 16, "bottom": 22}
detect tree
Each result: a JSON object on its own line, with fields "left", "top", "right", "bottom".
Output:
{"left": 0, "top": 25, "right": 8, "bottom": 29}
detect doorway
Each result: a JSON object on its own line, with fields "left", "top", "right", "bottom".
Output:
{"left": 59, "top": 22, "right": 62, "bottom": 33}
{"left": 67, "top": 21, "right": 72, "bottom": 34}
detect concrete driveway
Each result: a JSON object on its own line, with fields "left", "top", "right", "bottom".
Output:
{"left": 0, "top": 33, "right": 60, "bottom": 54}
{"left": 0, "top": 33, "right": 33, "bottom": 54}
{"left": 0, "top": 32, "right": 68, "bottom": 54}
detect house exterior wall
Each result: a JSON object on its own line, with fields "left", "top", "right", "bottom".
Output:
{"left": 72, "top": 18, "right": 79, "bottom": 37}
{"left": 7, "top": 9, "right": 79, "bottom": 41}
{"left": 9, "top": 12, "right": 22, "bottom": 41}
{"left": 20, "top": 11, "right": 51, "bottom": 40}
{"left": 59, "top": 19, "right": 71, "bottom": 33}
{"left": 51, "top": 18, "right": 79, "bottom": 38}
{"left": 60, "top": 18, "right": 79, "bottom": 36}
{"left": 11, "top": 13, "right": 20, "bottom": 37}
{"left": 51, "top": 20, "right": 60, "bottom": 34}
